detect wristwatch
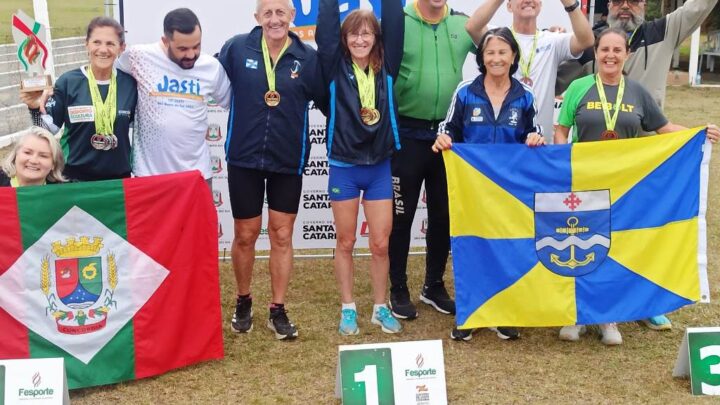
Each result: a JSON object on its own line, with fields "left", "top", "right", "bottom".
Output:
{"left": 564, "top": 0, "right": 580, "bottom": 12}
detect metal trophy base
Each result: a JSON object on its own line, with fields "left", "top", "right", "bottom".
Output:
{"left": 20, "top": 74, "right": 53, "bottom": 93}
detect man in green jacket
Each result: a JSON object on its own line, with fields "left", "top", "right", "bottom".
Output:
{"left": 388, "top": 0, "right": 476, "bottom": 323}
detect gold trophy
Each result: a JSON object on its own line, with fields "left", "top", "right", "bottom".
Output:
{"left": 11, "top": 10, "right": 53, "bottom": 92}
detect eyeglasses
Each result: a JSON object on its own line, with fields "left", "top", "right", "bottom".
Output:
{"left": 610, "top": 0, "right": 644, "bottom": 6}
{"left": 347, "top": 32, "right": 374, "bottom": 41}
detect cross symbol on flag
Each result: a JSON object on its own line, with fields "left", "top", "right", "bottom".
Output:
{"left": 563, "top": 192, "right": 582, "bottom": 210}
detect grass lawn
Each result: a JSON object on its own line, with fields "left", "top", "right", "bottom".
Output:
{"left": 61, "top": 85, "right": 720, "bottom": 403}
{"left": 0, "top": 0, "right": 104, "bottom": 43}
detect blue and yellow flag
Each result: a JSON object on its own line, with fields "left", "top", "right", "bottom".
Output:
{"left": 445, "top": 128, "right": 711, "bottom": 328}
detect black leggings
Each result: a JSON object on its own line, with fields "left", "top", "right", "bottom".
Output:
{"left": 389, "top": 136, "right": 450, "bottom": 292}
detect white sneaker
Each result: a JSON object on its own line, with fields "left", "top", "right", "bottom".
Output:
{"left": 599, "top": 323, "right": 622, "bottom": 345}
{"left": 559, "top": 325, "right": 586, "bottom": 341}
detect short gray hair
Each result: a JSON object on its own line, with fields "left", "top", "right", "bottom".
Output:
{"left": 256, "top": 0, "right": 295, "bottom": 13}
{"left": 2, "top": 126, "right": 66, "bottom": 184}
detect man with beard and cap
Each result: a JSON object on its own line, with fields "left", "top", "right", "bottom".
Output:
{"left": 217, "top": 0, "right": 323, "bottom": 341}
{"left": 555, "top": 0, "right": 717, "bottom": 333}
{"left": 465, "top": 0, "right": 595, "bottom": 144}
{"left": 115, "top": 8, "right": 231, "bottom": 187}
{"left": 557, "top": 0, "right": 718, "bottom": 111}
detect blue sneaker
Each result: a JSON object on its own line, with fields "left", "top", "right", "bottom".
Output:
{"left": 641, "top": 315, "right": 672, "bottom": 331}
{"left": 338, "top": 309, "right": 359, "bottom": 336}
{"left": 371, "top": 306, "right": 402, "bottom": 334}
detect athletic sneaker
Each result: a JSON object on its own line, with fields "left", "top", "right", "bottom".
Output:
{"left": 419, "top": 284, "right": 456, "bottom": 315}
{"left": 641, "top": 315, "right": 672, "bottom": 331}
{"left": 230, "top": 296, "right": 252, "bottom": 333}
{"left": 599, "top": 323, "right": 622, "bottom": 345}
{"left": 450, "top": 327, "right": 474, "bottom": 341}
{"left": 490, "top": 327, "right": 520, "bottom": 340}
{"left": 267, "top": 306, "right": 299, "bottom": 340}
{"left": 389, "top": 288, "right": 418, "bottom": 320}
{"left": 338, "top": 309, "right": 359, "bottom": 336}
{"left": 558, "top": 325, "right": 587, "bottom": 341}
{"left": 371, "top": 306, "right": 402, "bottom": 334}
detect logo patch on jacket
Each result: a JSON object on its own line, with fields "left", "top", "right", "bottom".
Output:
{"left": 246, "top": 59, "right": 258, "bottom": 69}
{"left": 290, "top": 60, "right": 301, "bottom": 79}
{"left": 470, "top": 107, "right": 483, "bottom": 122}
{"left": 67, "top": 106, "right": 94, "bottom": 123}
{"left": 508, "top": 108, "right": 520, "bottom": 127}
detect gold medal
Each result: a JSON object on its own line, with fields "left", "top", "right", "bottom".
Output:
{"left": 600, "top": 130, "right": 618, "bottom": 140}
{"left": 261, "top": 37, "right": 290, "bottom": 108}
{"left": 264, "top": 90, "right": 280, "bottom": 107}
{"left": 360, "top": 108, "right": 380, "bottom": 125}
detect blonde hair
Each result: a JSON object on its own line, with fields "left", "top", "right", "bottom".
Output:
{"left": 2, "top": 126, "right": 66, "bottom": 183}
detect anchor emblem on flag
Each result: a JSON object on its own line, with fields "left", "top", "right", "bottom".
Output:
{"left": 534, "top": 190, "right": 611, "bottom": 277}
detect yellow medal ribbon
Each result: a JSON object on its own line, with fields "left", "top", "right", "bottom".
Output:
{"left": 628, "top": 27, "right": 639, "bottom": 46}
{"left": 10, "top": 176, "right": 19, "bottom": 188}
{"left": 511, "top": 29, "right": 538, "bottom": 81}
{"left": 352, "top": 62, "right": 375, "bottom": 109}
{"left": 261, "top": 36, "right": 291, "bottom": 94}
{"left": 595, "top": 73, "right": 625, "bottom": 132}
{"left": 86, "top": 66, "right": 117, "bottom": 135}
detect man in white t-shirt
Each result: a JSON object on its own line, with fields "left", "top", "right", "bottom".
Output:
{"left": 116, "top": 8, "right": 231, "bottom": 184}
{"left": 466, "top": 0, "right": 594, "bottom": 143}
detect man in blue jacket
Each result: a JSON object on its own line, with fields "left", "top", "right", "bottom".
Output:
{"left": 217, "top": 0, "right": 323, "bottom": 341}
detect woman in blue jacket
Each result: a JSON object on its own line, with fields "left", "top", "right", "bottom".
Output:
{"left": 316, "top": 0, "right": 403, "bottom": 335}
{"left": 432, "top": 27, "right": 545, "bottom": 342}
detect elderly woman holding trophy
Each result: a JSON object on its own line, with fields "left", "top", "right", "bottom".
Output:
{"left": 19, "top": 16, "right": 137, "bottom": 182}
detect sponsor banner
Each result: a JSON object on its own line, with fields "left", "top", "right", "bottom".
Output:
{"left": 0, "top": 358, "right": 69, "bottom": 405}
{"left": 336, "top": 340, "right": 447, "bottom": 405}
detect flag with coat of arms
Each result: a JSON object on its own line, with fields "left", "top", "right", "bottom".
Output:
{"left": 0, "top": 171, "right": 222, "bottom": 388}
{"left": 445, "top": 127, "right": 711, "bottom": 329}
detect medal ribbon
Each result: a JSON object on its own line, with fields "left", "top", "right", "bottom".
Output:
{"left": 261, "top": 36, "right": 290, "bottom": 93}
{"left": 10, "top": 176, "right": 19, "bottom": 188}
{"left": 511, "top": 29, "right": 538, "bottom": 80}
{"left": 595, "top": 73, "right": 625, "bottom": 132}
{"left": 87, "top": 66, "right": 117, "bottom": 135}
{"left": 352, "top": 63, "right": 375, "bottom": 109}
{"left": 628, "top": 27, "right": 639, "bottom": 46}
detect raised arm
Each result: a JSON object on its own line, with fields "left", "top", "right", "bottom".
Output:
{"left": 316, "top": 0, "right": 343, "bottom": 84}
{"left": 465, "top": 0, "right": 504, "bottom": 45}
{"left": 382, "top": 0, "right": 405, "bottom": 78}
{"left": 667, "top": 0, "right": 718, "bottom": 46}
{"left": 562, "top": 0, "right": 595, "bottom": 55}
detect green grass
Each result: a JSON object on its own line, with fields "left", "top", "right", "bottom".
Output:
{"left": 60, "top": 86, "right": 720, "bottom": 404}
{"left": 0, "top": 0, "right": 104, "bottom": 43}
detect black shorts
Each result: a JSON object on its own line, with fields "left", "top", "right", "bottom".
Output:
{"left": 227, "top": 165, "right": 303, "bottom": 219}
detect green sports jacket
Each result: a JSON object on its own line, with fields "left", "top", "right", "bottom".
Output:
{"left": 394, "top": 3, "right": 476, "bottom": 122}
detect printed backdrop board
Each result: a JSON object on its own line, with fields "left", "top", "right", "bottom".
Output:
{"left": 121, "top": 0, "right": 575, "bottom": 250}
